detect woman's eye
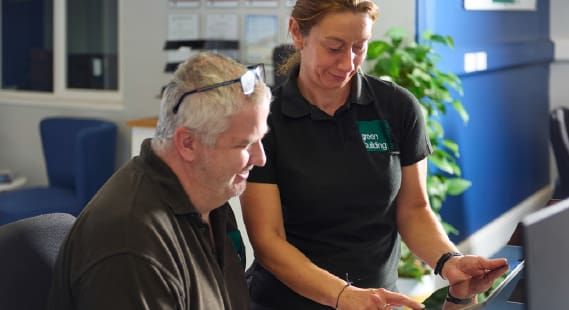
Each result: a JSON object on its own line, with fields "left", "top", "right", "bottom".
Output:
{"left": 327, "top": 45, "right": 343, "bottom": 53}
{"left": 353, "top": 44, "right": 367, "bottom": 53}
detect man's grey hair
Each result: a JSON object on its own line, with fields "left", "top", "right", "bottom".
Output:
{"left": 152, "top": 52, "right": 271, "bottom": 151}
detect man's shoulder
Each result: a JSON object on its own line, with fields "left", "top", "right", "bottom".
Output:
{"left": 66, "top": 169, "right": 184, "bottom": 265}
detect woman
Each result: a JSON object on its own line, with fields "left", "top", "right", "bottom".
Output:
{"left": 241, "top": 1, "right": 507, "bottom": 309}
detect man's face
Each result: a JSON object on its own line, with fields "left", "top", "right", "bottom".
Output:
{"left": 193, "top": 101, "right": 269, "bottom": 201}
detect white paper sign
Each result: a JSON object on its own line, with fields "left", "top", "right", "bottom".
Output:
{"left": 168, "top": 14, "right": 199, "bottom": 40}
{"left": 205, "top": 14, "right": 239, "bottom": 39}
{"left": 206, "top": 0, "right": 238, "bottom": 8}
{"left": 464, "top": 0, "right": 536, "bottom": 11}
{"left": 245, "top": 0, "right": 278, "bottom": 7}
{"left": 169, "top": 0, "right": 200, "bottom": 8}
{"left": 244, "top": 15, "right": 279, "bottom": 64}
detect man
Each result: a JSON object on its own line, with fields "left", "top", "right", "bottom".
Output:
{"left": 47, "top": 52, "right": 271, "bottom": 310}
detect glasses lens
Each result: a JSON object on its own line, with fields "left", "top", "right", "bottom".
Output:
{"left": 240, "top": 70, "right": 256, "bottom": 95}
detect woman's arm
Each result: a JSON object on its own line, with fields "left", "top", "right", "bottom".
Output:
{"left": 240, "top": 182, "right": 348, "bottom": 307}
{"left": 396, "top": 159, "right": 508, "bottom": 283}
{"left": 241, "top": 182, "right": 425, "bottom": 310}
{"left": 396, "top": 158, "right": 458, "bottom": 268}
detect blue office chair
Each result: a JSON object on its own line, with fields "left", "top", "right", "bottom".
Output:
{"left": 0, "top": 117, "right": 117, "bottom": 225}
{"left": 550, "top": 107, "right": 569, "bottom": 199}
{"left": 0, "top": 213, "right": 75, "bottom": 310}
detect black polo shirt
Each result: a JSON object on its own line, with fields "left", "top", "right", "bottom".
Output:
{"left": 247, "top": 69, "right": 432, "bottom": 308}
{"left": 47, "top": 139, "right": 249, "bottom": 310}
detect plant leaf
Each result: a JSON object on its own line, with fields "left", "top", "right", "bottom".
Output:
{"left": 366, "top": 27, "right": 470, "bottom": 238}
{"left": 366, "top": 41, "right": 390, "bottom": 60}
{"left": 441, "top": 139, "right": 459, "bottom": 157}
{"left": 451, "top": 99, "right": 469, "bottom": 123}
{"left": 387, "top": 27, "right": 408, "bottom": 42}
{"left": 446, "top": 178, "right": 472, "bottom": 195}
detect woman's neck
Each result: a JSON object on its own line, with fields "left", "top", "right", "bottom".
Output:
{"left": 296, "top": 72, "right": 351, "bottom": 116}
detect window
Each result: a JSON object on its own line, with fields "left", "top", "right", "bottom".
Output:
{"left": 1, "top": 0, "right": 118, "bottom": 94}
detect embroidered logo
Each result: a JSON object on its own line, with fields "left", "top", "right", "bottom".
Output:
{"left": 357, "top": 120, "right": 394, "bottom": 152}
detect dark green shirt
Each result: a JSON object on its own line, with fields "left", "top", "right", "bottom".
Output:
{"left": 47, "top": 139, "right": 248, "bottom": 310}
{"left": 247, "top": 69, "right": 432, "bottom": 309}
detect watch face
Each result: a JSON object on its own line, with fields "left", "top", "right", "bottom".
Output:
{"left": 422, "top": 258, "right": 524, "bottom": 310}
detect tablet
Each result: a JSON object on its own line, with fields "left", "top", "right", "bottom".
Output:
{"left": 421, "top": 257, "right": 524, "bottom": 310}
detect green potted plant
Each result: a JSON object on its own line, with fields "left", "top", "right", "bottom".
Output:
{"left": 366, "top": 27, "right": 472, "bottom": 280}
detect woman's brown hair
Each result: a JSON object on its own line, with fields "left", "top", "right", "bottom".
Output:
{"left": 278, "top": 0, "right": 379, "bottom": 77}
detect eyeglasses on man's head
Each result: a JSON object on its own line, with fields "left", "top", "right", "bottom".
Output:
{"left": 172, "top": 63, "right": 265, "bottom": 114}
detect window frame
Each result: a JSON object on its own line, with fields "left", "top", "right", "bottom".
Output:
{"left": 0, "top": 0, "right": 122, "bottom": 109}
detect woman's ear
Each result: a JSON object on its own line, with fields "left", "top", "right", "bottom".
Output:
{"left": 289, "top": 17, "right": 303, "bottom": 50}
{"left": 173, "top": 127, "right": 197, "bottom": 162}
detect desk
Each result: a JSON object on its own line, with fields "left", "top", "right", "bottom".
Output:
{"left": 127, "top": 117, "right": 157, "bottom": 157}
{"left": 0, "top": 176, "right": 27, "bottom": 192}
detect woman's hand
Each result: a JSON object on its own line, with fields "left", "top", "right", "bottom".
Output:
{"left": 442, "top": 255, "right": 508, "bottom": 284}
{"left": 442, "top": 263, "right": 510, "bottom": 310}
{"left": 336, "top": 286, "right": 425, "bottom": 310}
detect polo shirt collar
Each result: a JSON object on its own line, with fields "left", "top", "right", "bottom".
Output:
{"left": 281, "top": 66, "right": 373, "bottom": 118}
{"left": 138, "top": 139, "right": 203, "bottom": 217}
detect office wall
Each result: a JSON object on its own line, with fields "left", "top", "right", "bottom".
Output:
{"left": 417, "top": 0, "right": 554, "bottom": 242}
{"left": 0, "top": 0, "right": 413, "bottom": 185}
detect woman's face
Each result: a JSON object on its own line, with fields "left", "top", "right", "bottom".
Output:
{"left": 291, "top": 11, "right": 373, "bottom": 90}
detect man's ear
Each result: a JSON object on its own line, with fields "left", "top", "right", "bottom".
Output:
{"left": 289, "top": 17, "right": 303, "bottom": 50}
{"left": 173, "top": 126, "right": 198, "bottom": 162}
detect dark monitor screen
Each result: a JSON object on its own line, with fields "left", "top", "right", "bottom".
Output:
{"left": 522, "top": 197, "right": 569, "bottom": 310}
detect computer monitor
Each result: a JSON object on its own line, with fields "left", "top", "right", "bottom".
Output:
{"left": 522, "top": 197, "right": 569, "bottom": 309}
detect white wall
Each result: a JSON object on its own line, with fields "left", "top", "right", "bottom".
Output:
{"left": 374, "top": 0, "right": 416, "bottom": 40}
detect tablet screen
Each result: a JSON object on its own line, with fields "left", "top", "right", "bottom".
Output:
{"left": 422, "top": 258, "right": 524, "bottom": 310}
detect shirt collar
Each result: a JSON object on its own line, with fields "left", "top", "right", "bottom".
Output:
{"left": 281, "top": 66, "right": 373, "bottom": 118}
{"left": 138, "top": 139, "right": 201, "bottom": 216}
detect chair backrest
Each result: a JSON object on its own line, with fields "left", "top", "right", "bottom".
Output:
{"left": 0, "top": 213, "right": 75, "bottom": 310}
{"left": 550, "top": 107, "right": 569, "bottom": 197}
{"left": 40, "top": 117, "right": 117, "bottom": 207}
